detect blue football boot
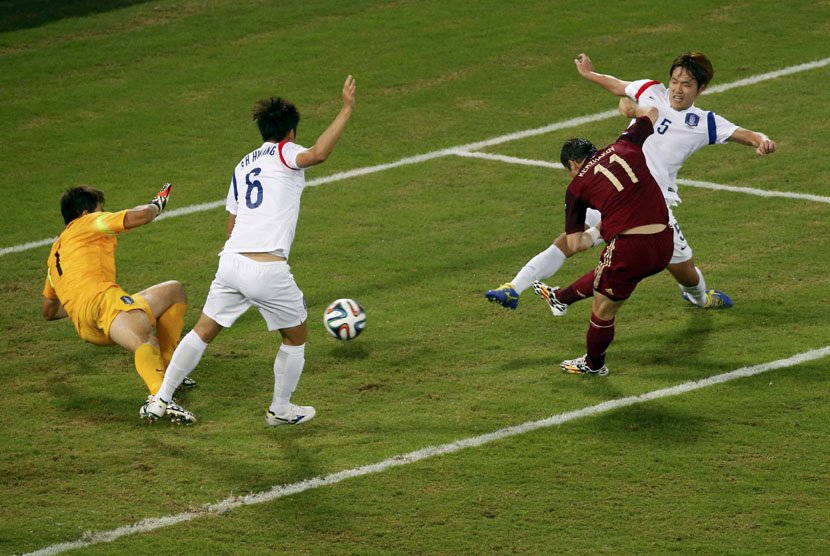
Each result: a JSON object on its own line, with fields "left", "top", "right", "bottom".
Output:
{"left": 682, "top": 289, "right": 733, "bottom": 309}
{"left": 485, "top": 283, "right": 519, "bottom": 310}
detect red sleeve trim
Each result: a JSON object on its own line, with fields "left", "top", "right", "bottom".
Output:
{"left": 278, "top": 140, "right": 299, "bottom": 170}
{"left": 634, "top": 80, "right": 660, "bottom": 101}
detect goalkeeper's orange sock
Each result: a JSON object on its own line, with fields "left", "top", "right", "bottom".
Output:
{"left": 156, "top": 302, "right": 186, "bottom": 368}
{"left": 135, "top": 343, "right": 165, "bottom": 396}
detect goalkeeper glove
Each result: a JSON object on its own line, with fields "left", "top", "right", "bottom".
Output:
{"left": 150, "top": 183, "right": 172, "bottom": 214}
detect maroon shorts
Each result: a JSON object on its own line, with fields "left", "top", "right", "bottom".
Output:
{"left": 593, "top": 227, "right": 673, "bottom": 301}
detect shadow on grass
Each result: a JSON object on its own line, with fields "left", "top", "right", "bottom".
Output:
{"left": 650, "top": 309, "right": 715, "bottom": 370}
{"left": 328, "top": 341, "right": 369, "bottom": 360}
{"left": 0, "top": 0, "right": 152, "bottom": 34}
{"left": 588, "top": 403, "right": 709, "bottom": 446}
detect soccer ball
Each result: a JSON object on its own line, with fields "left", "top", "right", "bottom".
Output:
{"left": 323, "top": 298, "right": 366, "bottom": 340}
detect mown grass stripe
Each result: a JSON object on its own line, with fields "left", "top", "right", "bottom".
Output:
{"left": 22, "top": 345, "right": 830, "bottom": 556}
{"left": 3, "top": 57, "right": 827, "bottom": 259}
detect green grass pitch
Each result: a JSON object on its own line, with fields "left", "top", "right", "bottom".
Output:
{"left": 1, "top": 1, "right": 828, "bottom": 554}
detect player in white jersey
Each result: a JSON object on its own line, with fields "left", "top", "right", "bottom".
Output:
{"left": 486, "top": 52, "right": 776, "bottom": 312}
{"left": 141, "top": 75, "right": 356, "bottom": 426}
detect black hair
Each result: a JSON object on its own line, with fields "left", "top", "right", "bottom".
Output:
{"left": 60, "top": 186, "right": 105, "bottom": 225}
{"left": 560, "top": 137, "right": 598, "bottom": 168}
{"left": 252, "top": 97, "right": 300, "bottom": 141}
{"left": 669, "top": 52, "right": 714, "bottom": 89}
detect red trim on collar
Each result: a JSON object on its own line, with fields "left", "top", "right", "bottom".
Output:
{"left": 635, "top": 80, "right": 660, "bottom": 100}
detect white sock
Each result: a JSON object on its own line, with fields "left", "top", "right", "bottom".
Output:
{"left": 511, "top": 244, "right": 567, "bottom": 293}
{"left": 269, "top": 343, "right": 305, "bottom": 415}
{"left": 679, "top": 267, "right": 708, "bottom": 307}
{"left": 155, "top": 330, "right": 208, "bottom": 402}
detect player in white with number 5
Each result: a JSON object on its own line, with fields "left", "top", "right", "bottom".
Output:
{"left": 141, "top": 75, "right": 357, "bottom": 427}
{"left": 486, "top": 53, "right": 777, "bottom": 313}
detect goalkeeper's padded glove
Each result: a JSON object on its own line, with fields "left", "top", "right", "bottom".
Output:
{"left": 150, "top": 183, "right": 172, "bottom": 214}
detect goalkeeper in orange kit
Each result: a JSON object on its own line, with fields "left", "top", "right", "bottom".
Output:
{"left": 42, "top": 183, "right": 195, "bottom": 424}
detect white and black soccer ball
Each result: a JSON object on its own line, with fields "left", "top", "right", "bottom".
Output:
{"left": 323, "top": 298, "right": 366, "bottom": 340}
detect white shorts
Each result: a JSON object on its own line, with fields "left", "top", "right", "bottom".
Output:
{"left": 586, "top": 208, "right": 601, "bottom": 228}
{"left": 667, "top": 206, "right": 693, "bottom": 264}
{"left": 203, "top": 253, "right": 307, "bottom": 331}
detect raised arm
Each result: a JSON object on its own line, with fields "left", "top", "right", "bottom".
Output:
{"left": 123, "top": 183, "right": 172, "bottom": 229}
{"left": 618, "top": 98, "right": 658, "bottom": 125}
{"left": 574, "top": 53, "right": 630, "bottom": 97}
{"left": 295, "top": 75, "right": 356, "bottom": 169}
{"left": 727, "top": 128, "right": 777, "bottom": 156}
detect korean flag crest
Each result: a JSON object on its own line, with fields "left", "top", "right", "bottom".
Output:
{"left": 685, "top": 113, "right": 700, "bottom": 127}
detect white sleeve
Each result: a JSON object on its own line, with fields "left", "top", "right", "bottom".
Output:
{"left": 712, "top": 112, "right": 739, "bottom": 145}
{"left": 278, "top": 142, "right": 308, "bottom": 170}
{"left": 624, "top": 79, "right": 663, "bottom": 106}
{"left": 225, "top": 172, "right": 239, "bottom": 215}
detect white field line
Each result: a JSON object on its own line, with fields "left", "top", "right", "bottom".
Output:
{"left": 452, "top": 151, "right": 830, "bottom": 204}
{"left": 2, "top": 57, "right": 828, "bottom": 259}
{"left": 453, "top": 150, "right": 565, "bottom": 169}
{"left": 676, "top": 179, "right": 830, "bottom": 204}
{"left": 21, "top": 345, "right": 830, "bottom": 556}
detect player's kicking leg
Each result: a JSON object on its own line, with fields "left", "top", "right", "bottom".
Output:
{"left": 485, "top": 237, "right": 570, "bottom": 310}
{"left": 486, "top": 211, "right": 603, "bottom": 311}
{"left": 532, "top": 270, "right": 597, "bottom": 318}
{"left": 142, "top": 312, "right": 223, "bottom": 425}
{"left": 666, "top": 220, "right": 732, "bottom": 309}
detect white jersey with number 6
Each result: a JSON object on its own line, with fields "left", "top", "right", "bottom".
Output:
{"left": 625, "top": 79, "right": 738, "bottom": 207}
{"left": 222, "top": 140, "right": 309, "bottom": 259}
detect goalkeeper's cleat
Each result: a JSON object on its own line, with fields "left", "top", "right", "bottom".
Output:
{"left": 266, "top": 404, "right": 316, "bottom": 427}
{"left": 560, "top": 354, "right": 609, "bottom": 376}
{"left": 179, "top": 376, "right": 197, "bottom": 389}
{"left": 682, "top": 289, "right": 733, "bottom": 309}
{"left": 532, "top": 281, "right": 568, "bottom": 317}
{"left": 140, "top": 396, "right": 195, "bottom": 425}
{"left": 484, "top": 283, "right": 519, "bottom": 310}
{"left": 165, "top": 400, "right": 196, "bottom": 425}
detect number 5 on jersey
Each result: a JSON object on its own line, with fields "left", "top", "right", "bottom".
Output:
{"left": 594, "top": 154, "right": 639, "bottom": 192}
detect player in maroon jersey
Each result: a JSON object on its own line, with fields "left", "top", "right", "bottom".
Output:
{"left": 535, "top": 100, "right": 672, "bottom": 375}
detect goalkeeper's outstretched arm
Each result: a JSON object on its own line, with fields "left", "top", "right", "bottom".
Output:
{"left": 123, "top": 183, "right": 172, "bottom": 229}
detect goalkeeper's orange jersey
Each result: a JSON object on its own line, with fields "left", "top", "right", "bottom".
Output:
{"left": 43, "top": 210, "right": 130, "bottom": 320}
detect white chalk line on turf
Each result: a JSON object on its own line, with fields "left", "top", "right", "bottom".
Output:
{"left": 452, "top": 151, "right": 830, "bottom": 204}
{"left": 676, "top": 179, "right": 830, "bottom": 204}
{"left": 3, "top": 57, "right": 828, "bottom": 260}
{"left": 453, "top": 150, "right": 565, "bottom": 169}
{"left": 21, "top": 345, "right": 830, "bottom": 556}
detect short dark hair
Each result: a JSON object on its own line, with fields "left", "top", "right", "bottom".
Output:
{"left": 669, "top": 52, "right": 714, "bottom": 89}
{"left": 252, "top": 97, "right": 300, "bottom": 142}
{"left": 60, "top": 186, "right": 105, "bottom": 225}
{"left": 560, "top": 137, "right": 598, "bottom": 168}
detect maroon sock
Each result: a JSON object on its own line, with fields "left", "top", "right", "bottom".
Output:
{"left": 556, "top": 270, "right": 595, "bottom": 305}
{"left": 586, "top": 312, "right": 615, "bottom": 370}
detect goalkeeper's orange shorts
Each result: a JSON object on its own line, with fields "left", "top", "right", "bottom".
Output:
{"left": 74, "top": 285, "right": 155, "bottom": 346}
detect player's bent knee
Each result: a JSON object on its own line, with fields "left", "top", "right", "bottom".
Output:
{"left": 160, "top": 280, "right": 187, "bottom": 303}
{"left": 667, "top": 261, "right": 699, "bottom": 287}
{"left": 109, "top": 309, "right": 157, "bottom": 352}
{"left": 554, "top": 233, "right": 575, "bottom": 257}
{"left": 193, "top": 313, "right": 223, "bottom": 344}
{"left": 280, "top": 321, "right": 308, "bottom": 346}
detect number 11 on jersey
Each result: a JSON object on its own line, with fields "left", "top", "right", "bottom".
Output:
{"left": 593, "top": 154, "right": 639, "bottom": 192}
